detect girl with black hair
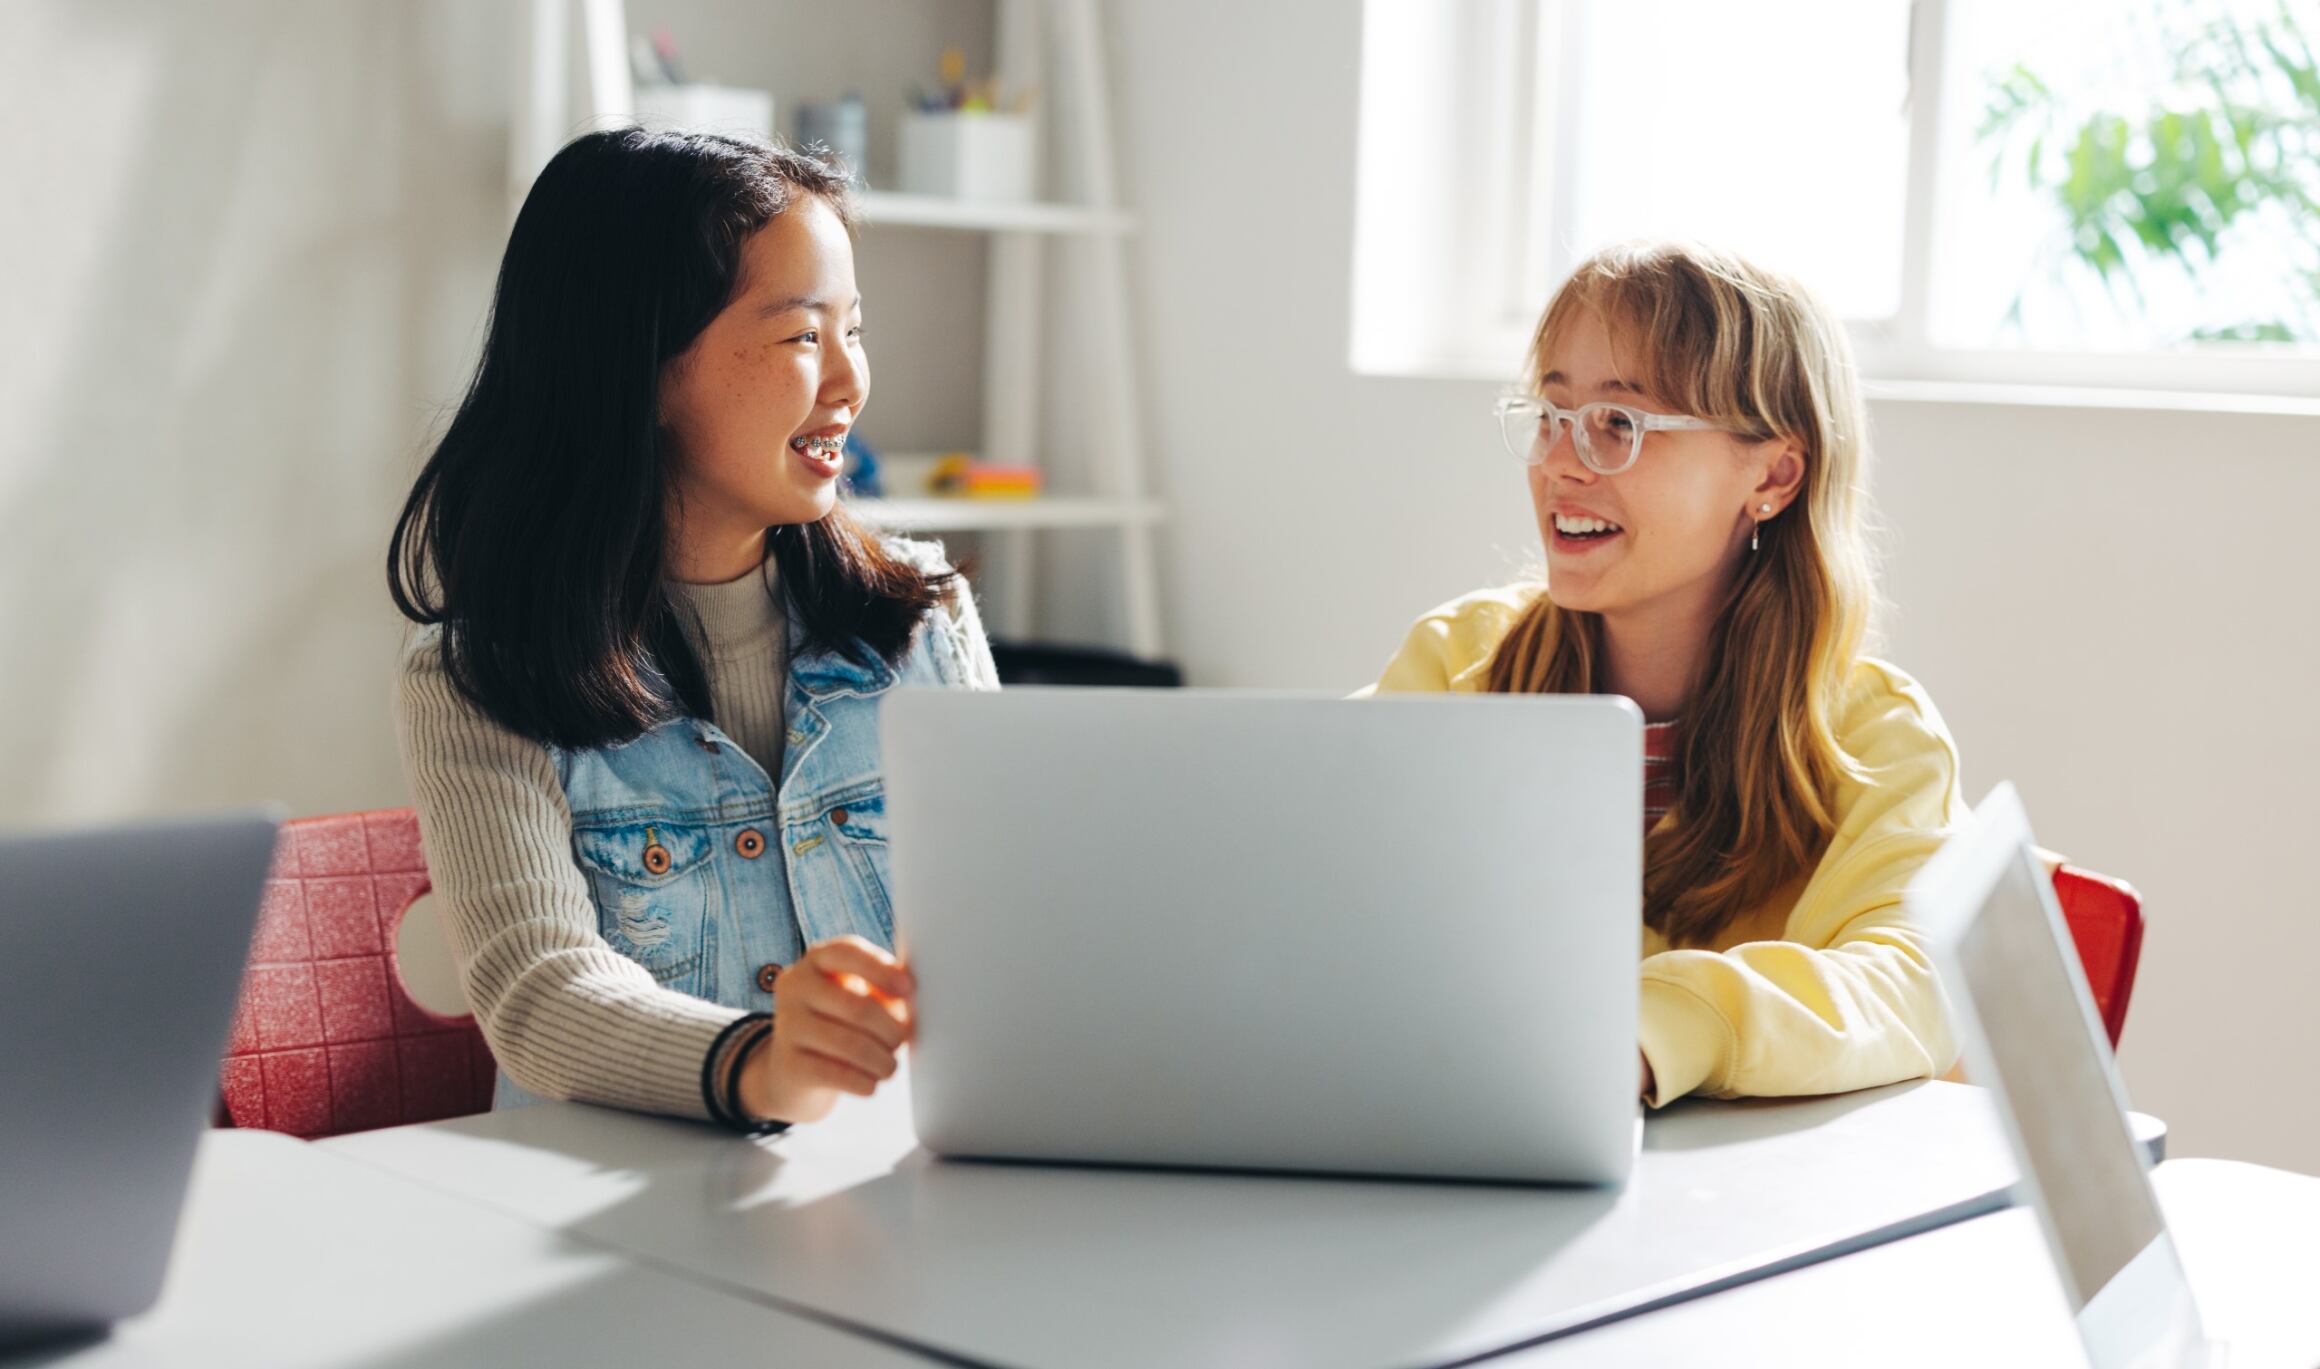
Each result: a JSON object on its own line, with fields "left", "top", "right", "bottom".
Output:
{"left": 389, "top": 129, "right": 993, "bottom": 1135}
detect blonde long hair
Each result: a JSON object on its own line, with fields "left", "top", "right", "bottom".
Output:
{"left": 1486, "top": 242, "right": 1877, "bottom": 946}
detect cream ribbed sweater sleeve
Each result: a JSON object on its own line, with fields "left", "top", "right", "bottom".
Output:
{"left": 394, "top": 629, "right": 740, "bottom": 1120}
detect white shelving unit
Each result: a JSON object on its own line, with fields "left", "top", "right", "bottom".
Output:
{"left": 511, "top": 0, "right": 1166, "bottom": 660}
{"left": 847, "top": 0, "right": 1163, "bottom": 658}
{"left": 855, "top": 190, "right": 1134, "bottom": 237}
{"left": 851, "top": 496, "right": 1164, "bottom": 532}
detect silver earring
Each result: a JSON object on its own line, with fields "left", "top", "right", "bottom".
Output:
{"left": 1752, "top": 504, "right": 1771, "bottom": 553}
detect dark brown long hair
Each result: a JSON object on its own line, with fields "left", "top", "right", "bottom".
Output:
{"left": 388, "top": 129, "right": 951, "bottom": 749}
{"left": 1488, "top": 242, "right": 1877, "bottom": 946}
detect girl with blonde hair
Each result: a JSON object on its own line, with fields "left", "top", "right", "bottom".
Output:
{"left": 1371, "top": 240, "right": 1961, "bottom": 1106}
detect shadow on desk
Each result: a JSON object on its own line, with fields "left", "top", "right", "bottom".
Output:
{"left": 1644, "top": 1085, "right": 1899, "bottom": 1153}
{"left": 1649, "top": 1081, "right": 2165, "bottom": 1163}
{"left": 1, "top": 1328, "right": 108, "bottom": 1368}
{"left": 368, "top": 1100, "right": 1625, "bottom": 1366}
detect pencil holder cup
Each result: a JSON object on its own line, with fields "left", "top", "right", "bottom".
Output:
{"left": 898, "top": 111, "right": 1035, "bottom": 201}
{"left": 794, "top": 97, "right": 870, "bottom": 185}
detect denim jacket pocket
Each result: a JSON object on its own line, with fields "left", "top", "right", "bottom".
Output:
{"left": 571, "top": 818, "right": 718, "bottom": 998}
{"left": 820, "top": 789, "right": 895, "bottom": 942}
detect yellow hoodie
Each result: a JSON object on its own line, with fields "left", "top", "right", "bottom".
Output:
{"left": 1370, "top": 584, "right": 1964, "bottom": 1107}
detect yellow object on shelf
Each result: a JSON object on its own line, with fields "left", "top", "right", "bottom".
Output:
{"left": 926, "top": 453, "right": 1044, "bottom": 500}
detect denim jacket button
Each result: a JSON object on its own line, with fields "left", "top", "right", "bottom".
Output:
{"left": 735, "top": 829, "right": 765, "bottom": 859}
{"left": 755, "top": 962, "right": 781, "bottom": 994}
{"left": 830, "top": 808, "right": 850, "bottom": 826}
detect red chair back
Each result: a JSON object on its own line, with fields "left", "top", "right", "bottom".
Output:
{"left": 219, "top": 809, "right": 496, "bottom": 1137}
{"left": 2051, "top": 866, "right": 2144, "bottom": 1048}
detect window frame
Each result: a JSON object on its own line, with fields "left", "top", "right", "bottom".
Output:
{"left": 1352, "top": 0, "right": 2320, "bottom": 403}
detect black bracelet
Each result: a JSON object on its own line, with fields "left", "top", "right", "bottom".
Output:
{"left": 701, "top": 1013, "right": 790, "bottom": 1137}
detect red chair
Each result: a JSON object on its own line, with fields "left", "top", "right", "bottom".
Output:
{"left": 219, "top": 809, "right": 497, "bottom": 1138}
{"left": 2051, "top": 865, "right": 2145, "bottom": 1048}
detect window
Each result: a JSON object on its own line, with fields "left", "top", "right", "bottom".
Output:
{"left": 1351, "top": 0, "right": 2320, "bottom": 397}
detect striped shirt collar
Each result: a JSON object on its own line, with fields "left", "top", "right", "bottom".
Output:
{"left": 1644, "top": 719, "right": 1680, "bottom": 834}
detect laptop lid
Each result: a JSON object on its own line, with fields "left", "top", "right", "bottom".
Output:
{"left": 1908, "top": 783, "right": 2212, "bottom": 1369}
{"left": 883, "top": 687, "right": 1642, "bottom": 1185}
{"left": 0, "top": 808, "right": 281, "bottom": 1346}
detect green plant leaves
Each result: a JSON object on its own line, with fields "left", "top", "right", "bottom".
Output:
{"left": 1976, "top": 0, "right": 2320, "bottom": 344}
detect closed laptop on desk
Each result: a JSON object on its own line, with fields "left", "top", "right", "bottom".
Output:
{"left": 884, "top": 688, "right": 1641, "bottom": 1185}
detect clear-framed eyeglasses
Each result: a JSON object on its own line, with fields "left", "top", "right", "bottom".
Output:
{"left": 1492, "top": 395, "right": 1723, "bottom": 476}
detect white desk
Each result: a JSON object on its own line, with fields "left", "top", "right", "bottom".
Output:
{"left": 0, "top": 1130, "right": 931, "bottom": 1369}
{"left": 1504, "top": 1159, "right": 2320, "bottom": 1368}
{"left": 320, "top": 1077, "right": 2164, "bottom": 1369}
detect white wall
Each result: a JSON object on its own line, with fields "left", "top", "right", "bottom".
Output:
{"left": 1111, "top": 0, "right": 2320, "bottom": 1172}
{"left": 1874, "top": 398, "right": 2320, "bottom": 1177}
{"left": 1, "top": 1, "right": 507, "bottom": 828}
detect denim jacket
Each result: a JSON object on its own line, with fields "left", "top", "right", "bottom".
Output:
{"left": 495, "top": 547, "right": 996, "bottom": 1108}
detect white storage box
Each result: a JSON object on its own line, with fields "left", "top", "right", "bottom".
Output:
{"left": 634, "top": 84, "right": 775, "bottom": 140}
{"left": 897, "top": 111, "right": 1035, "bottom": 202}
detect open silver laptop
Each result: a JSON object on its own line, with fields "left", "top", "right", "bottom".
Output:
{"left": 1909, "top": 784, "right": 2222, "bottom": 1369}
{"left": 0, "top": 809, "right": 281, "bottom": 1349}
{"left": 883, "top": 688, "right": 1641, "bottom": 1185}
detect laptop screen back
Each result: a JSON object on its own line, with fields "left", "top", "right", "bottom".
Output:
{"left": 1946, "top": 840, "right": 2164, "bottom": 1311}
{"left": 1917, "top": 783, "right": 2208, "bottom": 1369}
{"left": 0, "top": 810, "right": 280, "bottom": 1344}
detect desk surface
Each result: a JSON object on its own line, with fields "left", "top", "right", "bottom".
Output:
{"left": 321, "top": 1077, "right": 2161, "bottom": 1369}
{"left": 1, "top": 1130, "right": 929, "bottom": 1369}
{"left": 1505, "top": 1158, "right": 2320, "bottom": 1369}
{"left": 7, "top": 1126, "right": 2297, "bottom": 1369}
